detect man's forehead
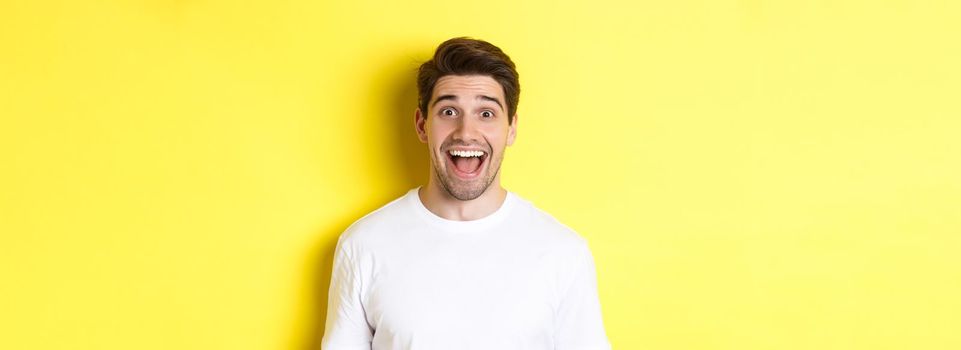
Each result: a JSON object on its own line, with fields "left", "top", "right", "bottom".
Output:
{"left": 432, "top": 75, "right": 505, "bottom": 99}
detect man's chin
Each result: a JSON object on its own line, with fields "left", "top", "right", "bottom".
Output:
{"left": 444, "top": 184, "right": 486, "bottom": 201}
{"left": 432, "top": 163, "right": 496, "bottom": 201}
{"left": 441, "top": 177, "right": 489, "bottom": 201}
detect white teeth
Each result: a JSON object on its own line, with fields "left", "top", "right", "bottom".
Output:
{"left": 448, "top": 150, "right": 485, "bottom": 158}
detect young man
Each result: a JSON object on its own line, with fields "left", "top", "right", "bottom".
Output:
{"left": 322, "top": 37, "right": 611, "bottom": 350}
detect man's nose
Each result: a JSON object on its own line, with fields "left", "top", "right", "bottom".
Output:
{"left": 451, "top": 116, "right": 479, "bottom": 142}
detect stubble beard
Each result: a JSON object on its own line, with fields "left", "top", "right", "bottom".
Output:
{"left": 431, "top": 148, "right": 503, "bottom": 201}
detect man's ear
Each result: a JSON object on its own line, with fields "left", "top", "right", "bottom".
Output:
{"left": 415, "top": 108, "right": 428, "bottom": 143}
{"left": 507, "top": 113, "right": 518, "bottom": 146}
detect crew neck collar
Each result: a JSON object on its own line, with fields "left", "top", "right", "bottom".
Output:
{"left": 406, "top": 187, "right": 516, "bottom": 233}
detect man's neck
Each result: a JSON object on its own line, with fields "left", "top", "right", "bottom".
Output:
{"left": 418, "top": 180, "right": 508, "bottom": 221}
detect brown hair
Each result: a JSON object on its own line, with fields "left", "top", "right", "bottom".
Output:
{"left": 417, "top": 37, "right": 520, "bottom": 124}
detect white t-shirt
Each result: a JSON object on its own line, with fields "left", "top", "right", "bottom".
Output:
{"left": 321, "top": 188, "right": 611, "bottom": 350}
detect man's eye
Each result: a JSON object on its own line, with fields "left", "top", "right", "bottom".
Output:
{"left": 441, "top": 108, "right": 457, "bottom": 116}
{"left": 480, "top": 110, "right": 494, "bottom": 118}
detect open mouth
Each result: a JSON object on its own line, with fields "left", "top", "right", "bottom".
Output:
{"left": 446, "top": 149, "right": 488, "bottom": 179}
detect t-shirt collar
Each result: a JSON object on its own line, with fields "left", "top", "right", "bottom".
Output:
{"left": 406, "top": 187, "right": 516, "bottom": 233}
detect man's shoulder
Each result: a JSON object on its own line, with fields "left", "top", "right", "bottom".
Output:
{"left": 510, "top": 192, "right": 590, "bottom": 250}
{"left": 338, "top": 189, "right": 418, "bottom": 246}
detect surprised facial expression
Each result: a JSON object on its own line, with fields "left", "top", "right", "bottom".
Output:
{"left": 416, "top": 75, "right": 517, "bottom": 201}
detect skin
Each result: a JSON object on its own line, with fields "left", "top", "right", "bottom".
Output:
{"left": 415, "top": 75, "right": 518, "bottom": 221}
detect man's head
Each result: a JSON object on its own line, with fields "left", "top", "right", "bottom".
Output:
{"left": 415, "top": 38, "right": 520, "bottom": 201}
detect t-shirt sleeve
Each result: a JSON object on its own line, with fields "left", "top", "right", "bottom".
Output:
{"left": 321, "top": 234, "right": 373, "bottom": 350}
{"left": 555, "top": 240, "right": 612, "bottom": 350}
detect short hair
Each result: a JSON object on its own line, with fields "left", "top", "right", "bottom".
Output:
{"left": 417, "top": 37, "right": 520, "bottom": 124}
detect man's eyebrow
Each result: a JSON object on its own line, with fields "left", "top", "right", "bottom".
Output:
{"left": 431, "top": 95, "right": 458, "bottom": 107}
{"left": 478, "top": 95, "right": 504, "bottom": 111}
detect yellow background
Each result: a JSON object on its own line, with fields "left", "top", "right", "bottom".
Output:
{"left": 2, "top": 0, "right": 959, "bottom": 349}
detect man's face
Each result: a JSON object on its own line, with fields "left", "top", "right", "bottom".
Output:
{"left": 416, "top": 75, "right": 517, "bottom": 201}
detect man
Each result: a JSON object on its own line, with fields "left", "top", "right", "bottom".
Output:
{"left": 322, "top": 37, "right": 611, "bottom": 350}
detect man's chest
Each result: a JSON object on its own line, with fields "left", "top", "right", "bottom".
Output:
{"left": 361, "top": 242, "right": 560, "bottom": 344}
